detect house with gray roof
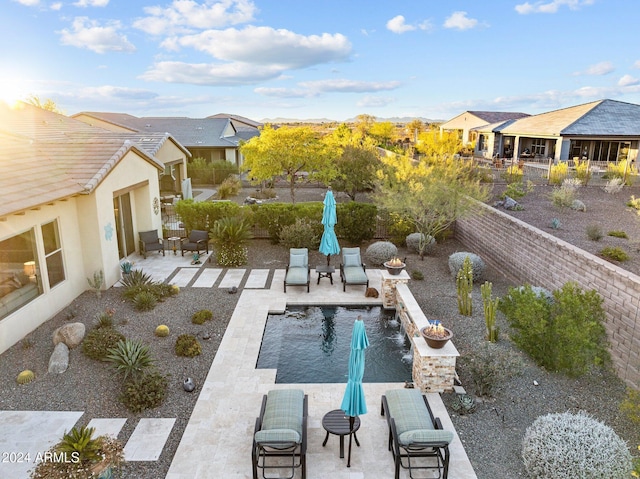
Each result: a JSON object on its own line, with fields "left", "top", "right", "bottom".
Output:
{"left": 72, "top": 112, "right": 262, "bottom": 169}
{"left": 472, "top": 99, "right": 640, "bottom": 164}
{"left": 439, "top": 110, "right": 530, "bottom": 146}
{"left": 0, "top": 102, "right": 189, "bottom": 354}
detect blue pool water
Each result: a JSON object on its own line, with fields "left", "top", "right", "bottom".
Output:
{"left": 256, "top": 305, "right": 412, "bottom": 383}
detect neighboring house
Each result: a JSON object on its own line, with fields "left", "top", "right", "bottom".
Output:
{"left": 472, "top": 99, "right": 640, "bottom": 164}
{"left": 72, "top": 112, "right": 262, "bottom": 169}
{"left": 440, "top": 111, "right": 530, "bottom": 146}
{"left": 0, "top": 102, "right": 189, "bottom": 354}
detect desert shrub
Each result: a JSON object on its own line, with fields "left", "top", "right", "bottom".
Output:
{"left": 620, "top": 388, "right": 640, "bottom": 425}
{"left": 406, "top": 232, "right": 436, "bottom": 256}
{"left": 599, "top": 246, "right": 629, "bottom": 262}
{"left": 188, "top": 158, "right": 238, "bottom": 185}
{"left": 120, "top": 371, "right": 168, "bottom": 412}
{"left": 210, "top": 216, "right": 252, "bottom": 266}
{"left": 603, "top": 177, "right": 624, "bottom": 194}
{"left": 586, "top": 224, "right": 603, "bottom": 241}
{"left": 175, "top": 334, "right": 202, "bottom": 357}
{"left": 608, "top": 230, "right": 629, "bottom": 239}
{"left": 335, "top": 202, "right": 377, "bottom": 244}
{"left": 550, "top": 181, "right": 578, "bottom": 207}
{"left": 458, "top": 343, "right": 523, "bottom": 397}
{"left": 95, "top": 308, "right": 115, "bottom": 329}
{"left": 605, "top": 159, "right": 636, "bottom": 186}
{"left": 106, "top": 339, "right": 154, "bottom": 381}
{"left": 573, "top": 159, "right": 592, "bottom": 185}
{"left": 251, "top": 202, "right": 323, "bottom": 243}
{"left": 155, "top": 325, "right": 170, "bottom": 337}
{"left": 498, "top": 282, "right": 609, "bottom": 376}
{"left": 501, "top": 164, "right": 523, "bottom": 183}
{"left": 365, "top": 241, "right": 398, "bottom": 265}
{"left": 570, "top": 199, "right": 586, "bottom": 211}
{"left": 82, "top": 327, "right": 126, "bottom": 361}
{"left": 550, "top": 218, "right": 561, "bottom": 229}
{"left": 191, "top": 309, "right": 213, "bottom": 325}
{"left": 132, "top": 291, "right": 158, "bottom": 311}
{"left": 216, "top": 175, "right": 242, "bottom": 199}
{"left": 501, "top": 180, "right": 534, "bottom": 200}
{"left": 379, "top": 210, "right": 414, "bottom": 246}
{"left": 448, "top": 252, "right": 485, "bottom": 281}
{"left": 411, "top": 270, "right": 424, "bottom": 280}
{"left": 628, "top": 195, "right": 640, "bottom": 214}
{"left": 278, "top": 218, "right": 321, "bottom": 249}
{"left": 522, "top": 411, "right": 632, "bottom": 478}
{"left": 175, "top": 198, "right": 243, "bottom": 232}
{"left": 548, "top": 162, "right": 569, "bottom": 185}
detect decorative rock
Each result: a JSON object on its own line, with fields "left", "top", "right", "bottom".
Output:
{"left": 183, "top": 378, "right": 195, "bottom": 392}
{"left": 228, "top": 286, "right": 238, "bottom": 294}
{"left": 53, "top": 322, "right": 85, "bottom": 349}
{"left": 48, "top": 342, "right": 69, "bottom": 374}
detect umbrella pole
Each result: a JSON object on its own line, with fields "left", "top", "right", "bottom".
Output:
{"left": 327, "top": 254, "right": 331, "bottom": 266}
{"left": 347, "top": 416, "right": 354, "bottom": 467}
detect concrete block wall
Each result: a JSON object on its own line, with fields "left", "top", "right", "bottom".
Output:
{"left": 455, "top": 201, "right": 640, "bottom": 389}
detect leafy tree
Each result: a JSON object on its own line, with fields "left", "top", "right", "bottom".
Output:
{"left": 416, "top": 129, "right": 463, "bottom": 158}
{"left": 369, "top": 121, "right": 395, "bottom": 147}
{"left": 375, "top": 146, "right": 488, "bottom": 258}
{"left": 25, "top": 95, "right": 64, "bottom": 114}
{"left": 354, "top": 114, "right": 376, "bottom": 137}
{"left": 406, "top": 119, "right": 425, "bottom": 143}
{"left": 240, "top": 124, "right": 334, "bottom": 203}
{"left": 331, "top": 145, "right": 379, "bottom": 201}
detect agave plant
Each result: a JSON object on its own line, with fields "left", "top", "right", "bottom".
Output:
{"left": 57, "top": 426, "right": 104, "bottom": 463}
{"left": 106, "top": 339, "right": 154, "bottom": 381}
{"left": 210, "top": 216, "right": 253, "bottom": 266}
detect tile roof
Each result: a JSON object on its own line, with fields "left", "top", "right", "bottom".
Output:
{"left": 73, "top": 112, "right": 260, "bottom": 148}
{"left": 0, "top": 102, "right": 165, "bottom": 218}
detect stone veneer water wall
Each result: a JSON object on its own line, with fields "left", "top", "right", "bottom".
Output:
{"left": 381, "top": 270, "right": 459, "bottom": 393}
{"left": 455, "top": 200, "right": 640, "bottom": 390}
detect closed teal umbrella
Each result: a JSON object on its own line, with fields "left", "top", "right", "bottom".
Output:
{"left": 319, "top": 188, "right": 340, "bottom": 265}
{"left": 340, "top": 317, "right": 369, "bottom": 467}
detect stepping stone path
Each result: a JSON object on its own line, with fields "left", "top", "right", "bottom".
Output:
{"left": 218, "top": 269, "right": 246, "bottom": 288}
{"left": 124, "top": 418, "right": 176, "bottom": 461}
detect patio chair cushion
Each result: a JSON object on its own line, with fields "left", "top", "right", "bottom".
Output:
{"left": 289, "top": 255, "right": 306, "bottom": 268}
{"left": 139, "top": 230, "right": 161, "bottom": 244}
{"left": 343, "top": 253, "right": 361, "bottom": 267}
{"left": 398, "top": 428, "right": 453, "bottom": 446}
{"left": 342, "top": 266, "right": 368, "bottom": 284}
{"left": 261, "top": 389, "right": 305, "bottom": 437}
{"left": 254, "top": 428, "right": 300, "bottom": 445}
{"left": 286, "top": 268, "right": 309, "bottom": 285}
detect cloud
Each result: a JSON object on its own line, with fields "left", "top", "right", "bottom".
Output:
{"left": 140, "top": 61, "right": 284, "bottom": 85}
{"left": 386, "top": 15, "right": 415, "bottom": 34}
{"left": 618, "top": 74, "right": 639, "bottom": 87}
{"left": 253, "top": 87, "right": 312, "bottom": 98}
{"left": 74, "top": 0, "right": 109, "bottom": 6}
{"left": 133, "top": 0, "right": 257, "bottom": 35}
{"left": 165, "top": 26, "right": 351, "bottom": 69}
{"left": 356, "top": 96, "right": 395, "bottom": 108}
{"left": 12, "top": 0, "right": 40, "bottom": 5}
{"left": 58, "top": 17, "right": 136, "bottom": 53}
{"left": 574, "top": 61, "right": 614, "bottom": 76}
{"left": 79, "top": 85, "right": 159, "bottom": 100}
{"left": 443, "top": 11, "right": 479, "bottom": 30}
{"left": 634, "top": 60, "right": 640, "bottom": 69}
{"left": 298, "top": 79, "right": 401, "bottom": 93}
{"left": 515, "top": 0, "right": 594, "bottom": 14}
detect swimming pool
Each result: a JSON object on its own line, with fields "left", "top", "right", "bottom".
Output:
{"left": 256, "top": 305, "right": 412, "bottom": 383}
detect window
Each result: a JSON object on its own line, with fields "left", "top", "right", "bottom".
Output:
{"left": 478, "top": 134, "right": 487, "bottom": 151}
{"left": 531, "top": 139, "right": 546, "bottom": 156}
{"left": 42, "top": 219, "right": 65, "bottom": 288}
{"left": 0, "top": 229, "right": 41, "bottom": 319}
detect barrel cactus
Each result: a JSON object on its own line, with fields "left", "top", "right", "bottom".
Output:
{"left": 155, "top": 325, "right": 170, "bottom": 337}
{"left": 448, "top": 252, "right": 486, "bottom": 281}
{"left": 16, "top": 369, "right": 35, "bottom": 384}
{"left": 365, "top": 241, "right": 398, "bottom": 266}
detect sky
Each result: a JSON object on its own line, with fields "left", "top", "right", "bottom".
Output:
{"left": 2, "top": 0, "right": 640, "bottom": 122}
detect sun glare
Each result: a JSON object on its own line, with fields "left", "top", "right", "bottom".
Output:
{"left": 0, "top": 78, "right": 29, "bottom": 108}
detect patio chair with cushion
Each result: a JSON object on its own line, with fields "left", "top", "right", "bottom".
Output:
{"left": 381, "top": 388, "right": 454, "bottom": 479}
{"left": 252, "top": 388, "right": 307, "bottom": 479}
{"left": 180, "top": 229, "right": 209, "bottom": 256}
{"left": 340, "top": 247, "right": 369, "bottom": 292}
{"left": 284, "top": 248, "right": 310, "bottom": 293}
{"left": 139, "top": 230, "right": 165, "bottom": 259}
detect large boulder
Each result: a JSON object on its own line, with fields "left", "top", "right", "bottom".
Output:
{"left": 52, "top": 322, "right": 85, "bottom": 349}
{"left": 48, "top": 342, "right": 69, "bottom": 374}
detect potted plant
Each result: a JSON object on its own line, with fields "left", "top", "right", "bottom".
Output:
{"left": 383, "top": 257, "right": 406, "bottom": 275}
{"left": 421, "top": 320, "right": 453, "bottom": 349}
{"left": 120, "top": 260, "right": 133, "bottom": 277}
{"left": 30, "top": 425, "right": 124, "bottom": 479}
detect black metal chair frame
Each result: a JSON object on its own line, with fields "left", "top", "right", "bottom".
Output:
{"left": 381, "top": 393, "right": 450, "bottom": 479}
{"left": 252, "top": 394, "right": 308, "bottom": 479}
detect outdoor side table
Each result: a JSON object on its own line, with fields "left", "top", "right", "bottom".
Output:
{"left": 316, "top": 265, "right": 335, "bottom": 285}
{"left": 167, "top": 236, "right": 181, "bottom": 255}
{"left": 322, "top": 409, "right": 360, "bottom": 466}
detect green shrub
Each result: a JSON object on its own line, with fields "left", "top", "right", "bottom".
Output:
{"left": 106, "top": 339, "right": 154, "bottom": 381}
{"left": 458, "top": 343, "right": 523, "bottom": 397}
{"left": 608, "top": 230, "right": 628, "bottom": 239}
{"left": 522, "top": 411, "right": 632, "bottom": 478}
{"left": 210, "top": 216, "right": 253, "bottom": 266}
{"left": 605, "top": 160, "right": 636, "bottom": 186}
{"left": 498, "top": 282, "right": 609, "bottom": 376}
{"left": 210, "top": 159, "right": 239, "bottom": 184}
{"left": 628, "top": 195, "right": 640, "bottom": 213}
{"left": 191, "top": 309, "right": 213, "bottom": 325}
{"left": 550, "top": 183, "right": 576, "bottom": 207}
{"left": 132, "top": 290, "right": 158, "bottom": 311}
{"left": 365, "top": 241, "right": 398, "bottom": 265}
{"left": 335, "top": 202, "right": 377, "bottom": 244}
{"left": 94, "top": 308, "right": 115, "bottom": 329}
{"left": 501, "top": 180, "right": 534, "bottom": 200}
{"left": 216, "top": 176, "right": 242, "bottom": 199}
{"left": 120, "top": 371, "right": 168, "bottom": 412}
{"left": 175, "top": 334, "right": 202, "bottom": 357}
{"left": 379, "top": 210, "right": 413, "bottom": 246}
{"left": 411, "top": 270, "right": 424, "bottom": 280}
{"left": 406, "top": 232, "right": 435, "bottom": 257}
{"left": 82, "top": 327, "right": 126, "bottom": 361}
{"left": 278, "top": 218, "right": 321, "bottom": 249}
{"left": 501, "top": 164, "right": 523, "bottom": 184}
{"left": 586, "top": 224, "right": 603, "bottom": 241}
{"left": 548, "top": 162, "right": 569, "bottom": 185}
{"left": 599, "top": 246, "right": 630, "bottom": 262}
{"left": 121, "top": 269, "right": 171, "bottom": 305}
{"left": 251, "top": 202, "right": 323, "bottom": 243}
{"left": 448, "top": 252, "right": 485, "bottom": 281}
{"left": 175, "top": 198, "right": 243, "bottom": 233}
{"left": 574, "top": 159, "right": 591, "bottom": 185}
{"left": 620, "top": 388, "right": 640, "bottom": 425}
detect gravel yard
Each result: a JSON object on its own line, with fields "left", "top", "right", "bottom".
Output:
{"left": 1, "top": 182, "right": 640, "bottom": 478}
